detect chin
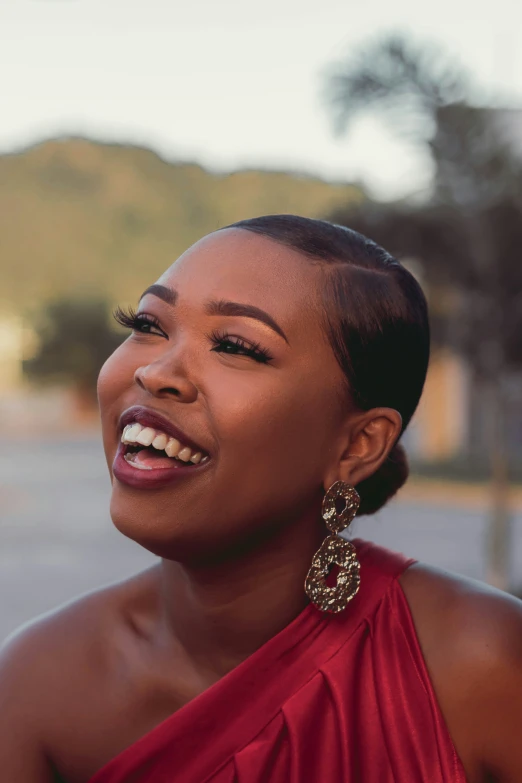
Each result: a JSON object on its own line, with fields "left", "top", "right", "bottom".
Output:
{"left": 108, "top": 489, "right": 213, "bottom": 563}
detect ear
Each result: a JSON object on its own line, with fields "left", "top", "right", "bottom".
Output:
{"left": 323, "top": 407, "right": 402, "bottom": 490}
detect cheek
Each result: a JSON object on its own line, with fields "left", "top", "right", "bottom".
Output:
{"left": 98, "top": 349, "right": 125, "bottom": 412}
{"left": 97, "top": 345, "right": 133, "bottom": 452}
{"left": 213, "top": 370, "right": 340, "bottom": 481}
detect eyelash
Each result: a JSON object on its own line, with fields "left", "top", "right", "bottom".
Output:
{"left": 114, "top": 306, "right": 163, "bottom": 335}
{"left": 113, "top": 307, "right": 274, "bottom": 364}
{"left": 207, "top": 329, "right": 273, "bottom": 364}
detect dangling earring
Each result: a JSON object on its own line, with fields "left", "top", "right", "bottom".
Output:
{"left": 304, "top": 480, "right": 361, "bottom": 613}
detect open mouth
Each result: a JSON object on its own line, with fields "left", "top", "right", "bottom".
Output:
{"left": 121, "top": 422, "right": 210, "bottom": 472}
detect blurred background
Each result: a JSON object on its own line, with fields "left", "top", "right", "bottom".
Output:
{"left": 2, "top": 0, "right": 522, "bottom": 643}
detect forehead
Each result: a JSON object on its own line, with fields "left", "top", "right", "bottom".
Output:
{"left": 156, "top": 228, "right": 324, "bottom": 335}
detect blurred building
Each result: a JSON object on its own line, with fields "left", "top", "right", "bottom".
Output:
{"left": 405, "top": 349, "right": 470, "bottom": 462}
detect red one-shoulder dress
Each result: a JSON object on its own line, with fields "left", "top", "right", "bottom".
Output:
{"left": 86, "top": 539, "right": 466, "bottom": 783}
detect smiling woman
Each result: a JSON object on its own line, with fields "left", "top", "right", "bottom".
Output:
{"left": 2, "top": 215, "right": 522, "bottom": 783}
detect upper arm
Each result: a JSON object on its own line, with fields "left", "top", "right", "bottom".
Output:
{"left": 401, "top": 564, "right": 522, "bottom": 783}
{"left": 462, "top": 594, "right": 522, "bottom": 783}
{"left": 0, "top": 624, "right": 57, "bottom": 782}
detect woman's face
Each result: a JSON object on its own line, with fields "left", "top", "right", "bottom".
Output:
{"left": 98, "top": 228, "right": 352, "bottom": 562}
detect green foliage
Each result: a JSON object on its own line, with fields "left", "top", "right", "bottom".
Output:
{"left": 0, "top": 137, "right": 363, "bottom": 313}
{"left": 23, "top": 297, "right": 125, "bottom": 400}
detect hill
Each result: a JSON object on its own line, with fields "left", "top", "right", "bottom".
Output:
{"left": 0, "top": 137, "right": 363, "bottom": 313}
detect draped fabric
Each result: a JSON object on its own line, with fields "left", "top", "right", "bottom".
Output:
{"left": 88, "top": 540, "right": 466, "bottom": 783}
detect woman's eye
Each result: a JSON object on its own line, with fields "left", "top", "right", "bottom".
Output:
{"left": 134, "top": 318, "right": 159, "bottom": 334}
{"left": 221, "top": 341, "right": 242, "bottom": 354}
{"left": 209, "top": 331, "right": 273, "bottom": 364}
{"left": 113, "top": 306, "right": 166, "bottom": 337}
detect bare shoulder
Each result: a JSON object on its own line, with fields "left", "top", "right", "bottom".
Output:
{"left": 2, "top": 582, "right": 115, "bottom": 675}
{"left": 400, "top": 562, "right": 522, "bottom": 667}
{"left": 0, "top": 565, "right": 159, "bottom": 782}
{"left": 400, "top": 562, "right": 522, "bottom": 782}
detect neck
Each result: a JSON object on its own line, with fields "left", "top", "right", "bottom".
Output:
{"left": 156, "top": 513, "right": 324, "bottom": 680}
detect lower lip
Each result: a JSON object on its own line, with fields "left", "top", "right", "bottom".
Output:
{"left": 112, "top": 442, "right": 210, "bottom": 490}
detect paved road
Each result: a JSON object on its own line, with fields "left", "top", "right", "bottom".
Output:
{"left": 2, "top": 434, "right": 522, "bottom": 643}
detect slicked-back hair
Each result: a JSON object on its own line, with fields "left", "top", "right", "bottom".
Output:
{"left": 222, "top": 214, "right": 430, "bottom": 516}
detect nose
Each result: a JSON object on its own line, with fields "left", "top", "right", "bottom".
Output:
{"left": 134, "top": 351, "right": 198, "bottom": 403}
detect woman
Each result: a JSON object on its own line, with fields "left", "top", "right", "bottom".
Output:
{"left": 1, "top": 215, "right": 522, "bottom": 783}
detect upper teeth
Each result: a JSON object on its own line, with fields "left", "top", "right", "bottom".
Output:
{"left": 121, "top": 422, "right": 205, "bottom": 464}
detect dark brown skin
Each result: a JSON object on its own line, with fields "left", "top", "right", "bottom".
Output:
{"left": 1, "top": 228, "right": 522, "bottom": 783}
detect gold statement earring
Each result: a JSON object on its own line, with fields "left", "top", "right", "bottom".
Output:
{"left": 304, "top": 481, "right": 361, "bottom": 613}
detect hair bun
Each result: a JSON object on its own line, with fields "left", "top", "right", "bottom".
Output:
{"left": 355, "top": 442, "right": 409, "bottom": 516}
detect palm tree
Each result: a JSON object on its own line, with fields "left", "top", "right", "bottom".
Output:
{"left": 324, "top": 35, "right": 522, "bottom": 590}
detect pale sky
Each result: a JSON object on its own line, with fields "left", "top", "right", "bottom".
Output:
{"left": 1, "top": 0, "right": 521, "bottom": 199}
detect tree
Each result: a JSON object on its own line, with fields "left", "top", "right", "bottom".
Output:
{"left": 23, "top": 297, "right": 125, "bottom": 408}
{"left": 324, "top": 35, "right": 522, "bottom": 590}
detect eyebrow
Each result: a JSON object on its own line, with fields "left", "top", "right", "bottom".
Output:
{"left": 139, "top": 284, "right": 289, "bottom": 344}
{"left": 206, "top": 299, "right": 289, "bottom": 344}
{"left": 139, "top": 284, "right": 177, "bottom": 306}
